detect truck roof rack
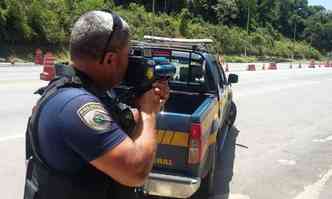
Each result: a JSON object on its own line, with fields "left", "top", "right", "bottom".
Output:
{"left": 143, "top": 35, "right": 213, "bottom": 44}
{"left": 130, "top": 36, "right": 213, "bottom": 52}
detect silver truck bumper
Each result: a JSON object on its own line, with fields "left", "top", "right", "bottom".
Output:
{"left": 144, "top": 173, "right": 201, "bottom": 198}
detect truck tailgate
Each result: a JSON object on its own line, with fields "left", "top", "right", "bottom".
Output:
{"left": 153, "top": 95, "right": 219, "bottom": 176}
{"left": 154, "top": 112, "right": 191, "bottom": 173}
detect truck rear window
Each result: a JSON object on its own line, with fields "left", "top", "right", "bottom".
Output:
{"left": 167, "top": 51, "right": 206, "bottom": 85}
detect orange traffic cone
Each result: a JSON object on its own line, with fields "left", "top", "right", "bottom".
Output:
{"left": 247, "top": 64, "right": 256, "bottom": 71}
{"left": 309, "top": 59, "right": 315, "bottom": 68}
{"left": 40, "top": 52, "right": 55, "bottom": 81}
{"left": 35, "top": 49, "right": 43, "bottom": 65}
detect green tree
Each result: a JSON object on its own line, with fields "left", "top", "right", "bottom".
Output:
{"left": 179, "top": 8, "right": 191, "bottom": 37}
{"left": 3, "top": 0, "right": 32, "bottom": 43}
{"left": 236, "top": 0, "right": 257, "bottom": 30}
{"left": 214, "top": 0, "right": 239, "bottom": 25}
{"left": 188, "top": 0, "right": 218, "bottom": 23}
{"left": 256, "top": 0, "right": 279, "bottom": 28}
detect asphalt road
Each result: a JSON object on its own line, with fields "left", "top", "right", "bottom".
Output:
{"left": 214, "top": 68, "right": 332, "bottom": 199}
{"left": 1, "top": 65, "right": 332, "bottom": 199}
{"left": 0, "top": 65, "right": 46, "bottom": 199}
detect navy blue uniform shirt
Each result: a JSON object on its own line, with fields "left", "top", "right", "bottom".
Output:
{"left": 38, "top": 87, "right": 128, "bottom": 173}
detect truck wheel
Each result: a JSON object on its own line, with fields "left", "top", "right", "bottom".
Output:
{"left": 190, "top": 146, "right": 216, "bottom": 199}
{"left": 228, "top": 101, "right": 237, "bottom": 127}
{"left": 189, "top": 168, "right": 214, "bottom": 199}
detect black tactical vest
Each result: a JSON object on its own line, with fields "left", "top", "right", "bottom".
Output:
{"left": 24, "top": 71, "right": 140, "bottom": 199}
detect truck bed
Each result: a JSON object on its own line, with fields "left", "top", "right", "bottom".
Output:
{"left": 154, "top": 91, "right": 217, "bottom": 175}
{"left": 163, "top": 92, "right": 208, "bottom": 114}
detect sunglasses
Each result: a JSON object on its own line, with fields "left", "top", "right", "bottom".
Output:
{"left": 99, "top": 12, "right": 121, "bottom": 64}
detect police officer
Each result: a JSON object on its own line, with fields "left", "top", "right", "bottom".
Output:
{"left": 24, "top": 10, "right": 169, "bottom": 199}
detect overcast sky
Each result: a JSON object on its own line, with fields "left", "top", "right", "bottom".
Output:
{"left": 308, "top": 0, "right": 332, "bottom": 10}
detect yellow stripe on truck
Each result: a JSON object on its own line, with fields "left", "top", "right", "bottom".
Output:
{"left": 157, "top": 130, "right": 188, "bottom": 147}
{"left": 157, "top": 130, "right": 165, "bottom": 143}
{"left": 208, "top": 132, "right": 217, "bottom": 145}
{"left": 201, "top": 100, "right": 219, "bottom": 134}
{"left": 161, "top": 131, "right": 174, "bottom": 145}
{"left": 171, "top": 131, "right": 189, "bottom": 147}
{"left": 156, "top": 130, "right": 217, "bottom": 147}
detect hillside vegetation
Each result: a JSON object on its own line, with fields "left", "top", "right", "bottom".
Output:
{"left": 1, "top": 0, "right": 331, "bottom": 60}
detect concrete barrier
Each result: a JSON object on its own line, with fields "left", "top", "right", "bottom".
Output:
{"left": 308, "top": 60, "right": 315, "bottom": 68}
{"left": 268, "top": 63, "right": 277, "bottom": 70}
{"left": 247, "top": 64, "right": 256, "bottom": 71}
{"left": 217, "top": 61, "right": 332, "bottom": 72}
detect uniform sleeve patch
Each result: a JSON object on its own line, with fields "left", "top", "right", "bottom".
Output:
{"left": 77, "top": 102, "right": 113, "bottom": 133}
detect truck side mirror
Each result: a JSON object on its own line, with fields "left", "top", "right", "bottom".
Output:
{"left": 228, "top": 73, "right": 238, "bottom": 84}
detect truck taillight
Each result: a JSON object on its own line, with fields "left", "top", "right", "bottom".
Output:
{"left": 188, "top": 123, "right": 202, "bottom": 164}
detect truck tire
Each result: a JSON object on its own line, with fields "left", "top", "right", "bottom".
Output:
{"left": 190, "top": 146, "right": 216, "bottom": 199}
{"left": 228, "top": 101, "right": 237, "bottom": 127}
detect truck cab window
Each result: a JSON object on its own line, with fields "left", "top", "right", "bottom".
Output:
{"left": 170, "top": 51, "right": 205, "bottom": 85}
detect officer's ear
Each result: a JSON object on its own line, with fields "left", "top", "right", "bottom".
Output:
{"left": 103, "top": 52, "right": 116, "bottom": 65}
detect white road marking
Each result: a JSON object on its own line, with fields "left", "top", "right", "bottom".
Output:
{"left": 278, "top": 159, "right": 297, "bottom": 166}
{"left": 313, "top": 135, "right": 332, "bottom": 143}
{"left": 212, "top": 194, "right": 251, "bottom": 199}
{"left": 293, "top": 168, "right": 332, "bottom": 199}
{"left": 0, "top": 134, "right": 24, "bottom": 142}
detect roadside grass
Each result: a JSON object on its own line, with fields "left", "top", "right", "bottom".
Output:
{"left": 0, "top": 44, "right": 69, "bottom": 63}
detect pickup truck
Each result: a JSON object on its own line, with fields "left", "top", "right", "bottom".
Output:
{"left": 40, "top": 36, "right": 239, "bottom": 199}
{"left": 135, "top": 37, "right": 238, "bottom": 199}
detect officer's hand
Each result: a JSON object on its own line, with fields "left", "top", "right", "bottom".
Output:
{"left": 137, "top": 89, "right": 161, "bottom": 114}
{"left": 153, "top": 80, "right": 170, "bottom": 106}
